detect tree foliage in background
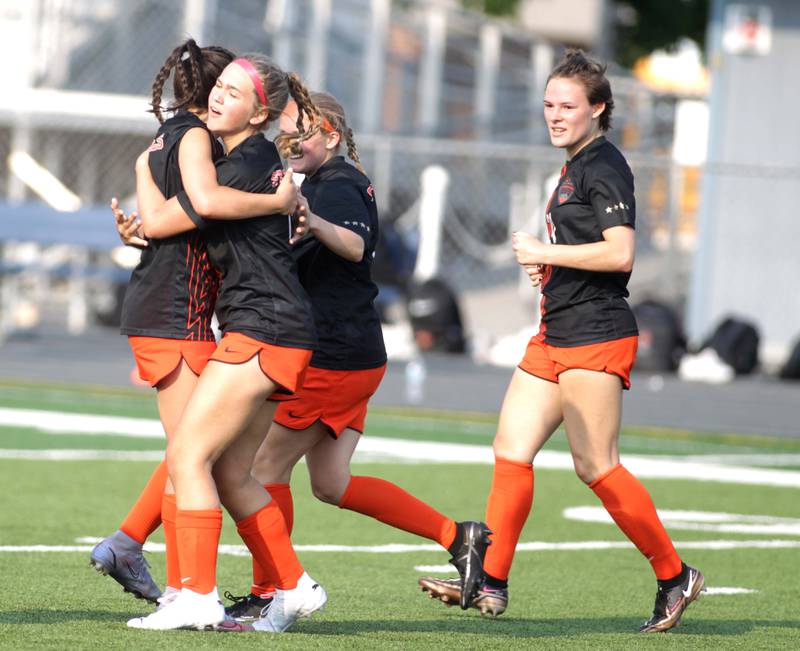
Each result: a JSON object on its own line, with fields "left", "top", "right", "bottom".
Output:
{"left": 462, "top": 0, "right": 521, "bottom": 16}
{"left": 462, "top": 1, "right": 710, "bottom": 67}
{"left": 616, "top": 0, "right": 710, "bottom": 67}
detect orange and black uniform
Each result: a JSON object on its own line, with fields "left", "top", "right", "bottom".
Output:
{"left": 120, "top": 111, "right": 222, "bottom": 384}
{"left": 485, "top": 137, "right": 682, "bottom": 589}
{"left": 274, "top": 156, "right": 386, "bottom": 436}
{"left": 177, "top": 135, "right": 316, "bottom": 397}
{"left": 520, "top": 136, "right": 638, "bottom": 388}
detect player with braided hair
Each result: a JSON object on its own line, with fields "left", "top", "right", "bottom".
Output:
{"left": 418, "top": 49, "right": 704, "bottom": 632}
{"left": 124, "top": 56, "right": 326, "bottom": 633}
{"left": 220, "top": 91, "right": 490, "bottom": 623}
{"left": 93, "top": 42, "right": 302, "bottom": 613}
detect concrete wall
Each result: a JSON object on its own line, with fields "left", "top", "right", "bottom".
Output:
{"left": 687, "top": 0, "right": 800, "bottom": 363}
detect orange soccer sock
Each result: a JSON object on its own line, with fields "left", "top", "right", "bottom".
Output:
{"left": 589, "top": 464, "right": 683, "bottom": 580}
{"left": 250, "top": 483, "right": 295, "bottom": 598}
{"left": 175, "top": 508, "right": 223, "bottom": 594}
{"left": 119, "top": 460, "right": 168, "bottom": 544}
{"left": 161, "top": 493, "right": 181, "bottom": 590}
{"left": 237, "top": 500, "right": 303, "bottom": 591}
{"left": 339, "top": 476, "right": 456, "bottom": 549}
{"left": 482, "top": 457, "right": 534, "bottom": 582}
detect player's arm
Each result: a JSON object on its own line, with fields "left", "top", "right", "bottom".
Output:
{"left": 179, "top": 128, "right": 297, "bottom": 218}
{"left": 135, "top": 152, "right": 197, "bottom": 238}
{"left": 513, "top": 225, "right": 634, "bottom": 273}
{"left": 297, "top": 193, "right": 365, "bottom": 262}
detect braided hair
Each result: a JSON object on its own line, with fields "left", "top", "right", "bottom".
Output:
{"left": 149, "top": 39, "right": 234, "bottom": 124}
{"left": 310, "top": 91, "right": 365, "bottom": 174}
{"left": 547, "top": 49, "right": 614, "bottom": 131}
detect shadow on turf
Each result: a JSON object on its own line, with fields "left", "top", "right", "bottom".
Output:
{"left": 285, "top": 616, "right": 800, "bottom": 638}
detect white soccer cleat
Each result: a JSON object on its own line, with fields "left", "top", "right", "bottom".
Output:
{"left": 127, "top": 587, "right": 225, "bottom": 630}
{"left": 155, "top": 586, "right": 181, "bottom": 611}
{"left": 253, "top": 572, "right": 327, "bottom": 633}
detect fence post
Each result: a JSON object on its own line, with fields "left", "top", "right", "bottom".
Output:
{"left": 306, "top": 0, "right": 331, "bottom": 91}
{"left": 413, "top": 165, "right": 450, "bottom": 282}
{"left": 417, "top": 4, "right": 447, "bottom": 136}
{"left": 360, "top": 0, "right": 390, "bottom": 133}
{"left": 475, "top": 23, "right": 501, "bottom": 140}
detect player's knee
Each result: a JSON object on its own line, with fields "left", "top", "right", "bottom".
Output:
{"left": 573, "top": 456, "right": 614, "bottom": 484}
{"left": 311, "top": 478, "right": 345, "bottom": 505}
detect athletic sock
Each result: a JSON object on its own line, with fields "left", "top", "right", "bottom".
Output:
{"left": 482, "top": 457, "right": 534, "bottom": 581}
{"left": 250, "top": 483, "right": 294, "bottom": 598}
{"left": 237, "top": 500, "right": 303, "bottom": 591}
{"left": 175, "top": 508, "right": 223, "bottom": 594}
{"left": 658, "top": 563, "right": 689, "bottom": 590}
{"left": 161, "top": 493, "right": 180, "bottom": 590}
{"left": 339, "top": 476, "right": 456, "bottom": 549}
{"left": 589, "top": 464, "right": 683, "bottom": 580}
{"left": 484, "top": 574, "right": 509, "bottom": 590}
{"left": 120, "top": 460, "right": 167, "bottom": 544}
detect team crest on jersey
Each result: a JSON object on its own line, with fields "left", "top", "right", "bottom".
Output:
{"left": 271, "top": 169, "right": 285, "bottom": 187}
{"left": 147, "top": 134, "right": 164, "bottom": 153}
{"left": 366, "top": 184, "right": 375, "bottom": 202}
{"left": 557, "top": 177, "right": 575, "bottom": 204}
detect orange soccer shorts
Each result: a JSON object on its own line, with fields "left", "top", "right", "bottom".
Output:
{"left": 274, "top": 364, "right": 387, "bottom": 437}
{"left": 128, "top": 336, "right": 217, "bottom": 387}
{"left": 209, "top": 332, "right": 312, "bottom": 401}
{"left": 518, "top": 333, "right": 638, "bottom": 389}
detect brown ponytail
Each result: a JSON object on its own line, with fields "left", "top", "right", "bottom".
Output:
{"left": 149, "top": 39, "right": 234, "bottom": 124}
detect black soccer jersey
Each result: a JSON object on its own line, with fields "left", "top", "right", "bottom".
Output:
{"left": 177, "top": 135, "right": 316, "bottom": 350}
{"left": 120, "top": 111, "right": 221, "bottom": 341}
{"left": 540, "top": 136, "right": 639, "bottom": 346}
{"left": 293, "top": 156, "right": 387, "bottom": 370}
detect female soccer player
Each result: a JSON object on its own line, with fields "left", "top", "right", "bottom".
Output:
{"left": 93, "top": 40, "right": 300, "bottom": 610}
{"left": 419, "top": 50, "right": 704, "bottom": 633}
{"left": 125, "top": 54, "right": 327, "bottom": 633}
{"left": 220, "top": 92, "right": 490, "bottom": 623}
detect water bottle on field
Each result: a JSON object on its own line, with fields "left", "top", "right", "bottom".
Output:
{"left": 405, "top": 355, "right": 427, "bottom": 404}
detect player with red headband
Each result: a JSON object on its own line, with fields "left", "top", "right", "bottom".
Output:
{"left": 217, "top": 92, "right": 491, "bottom": 622}
{"left": 124, "top": 54, "right": 327, "bottom": 633}
{"left": 418, "top": 50, "right": 704, "bottom": 633}
{"left": 92, "top": 39, "right": 299, "bottom": 609}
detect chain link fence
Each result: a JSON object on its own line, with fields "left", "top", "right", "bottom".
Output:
{"left": 1, "top": 0, "right": 704, "bottom": 338}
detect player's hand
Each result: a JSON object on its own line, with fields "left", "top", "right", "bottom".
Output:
{"left": 512, "top": 231, "right": 548, "bottom": 266}
{"left": 525, "top": 264, "right": 544, "bottom": 287}
{"left": 111, "top": 197, "right": 148, "bottom": 248}
{"left": 276, "top": 168, "right": 298, "bottom": 214}
{"left": 289, "top": 193, "right": 311, "bottom": 244}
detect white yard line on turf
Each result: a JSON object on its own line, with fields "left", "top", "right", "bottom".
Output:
{"left": 564, "top": 507, "right": 800, "bottom": 536}
{"left": 3, "top": 408, "right": 800, "bottom": 487}
{"left": 1, "top": 538, "right": 798, "bottom": 555}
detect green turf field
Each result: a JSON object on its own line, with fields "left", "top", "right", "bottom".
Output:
{"left": 1, "top": 381, "right": 798, "bottom": 649}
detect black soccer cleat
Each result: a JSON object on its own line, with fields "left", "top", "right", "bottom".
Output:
{"left": 223, "top": 591, "right": 274, "bottom": 622}
{"left": 448, "top": 521, "right": 492, "bottom": 609}
{"left": 639, "top": 565, "right": 705, "bottom": 633}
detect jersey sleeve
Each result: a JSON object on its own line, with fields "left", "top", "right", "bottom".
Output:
{"left": 586, "top": 160, "right": 636, "bottom": 231}
{"left": 311, "top": 182, "right": 372, "bottom": 240}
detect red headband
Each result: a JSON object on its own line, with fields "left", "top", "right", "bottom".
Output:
{"left": 232, "top": 58, "right": 266, "bottom": 107}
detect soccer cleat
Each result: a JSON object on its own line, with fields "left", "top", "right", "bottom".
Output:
{"left": 639, "top": 565, "right": 705, "bottom": 633}
{"left": 127, "top": 588, "right": 225, "bottom": 630}
{"left": 448, "top": 521, "right": 492, "bottom": 609}
{"left": 89, "top": 530, "right": 161, "bottom": 603}
{"left": 252, "top": 572, "right": 327, "bottom": 633}
{"left": 224, "top": 591, "right": 273, "bottom": 621}
{"left": 418, "top": 577, "right": 508, "bottom": 618}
